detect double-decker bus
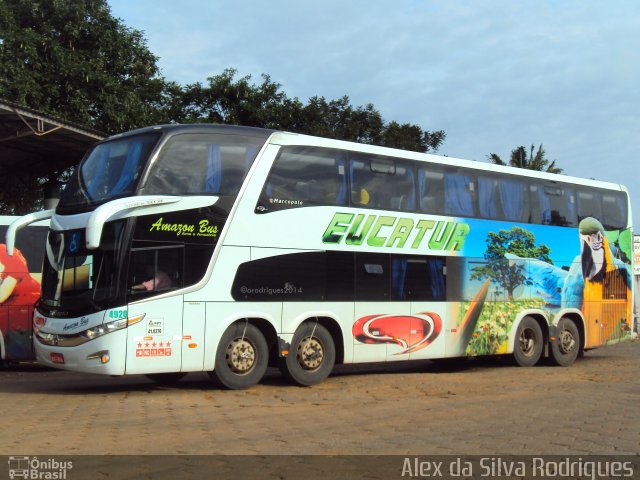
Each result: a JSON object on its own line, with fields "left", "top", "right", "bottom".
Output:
{"left": 8, "top": 124, "right": 633, "bottom": 389}
{"left": 0, "top": 217, "right": 48, "bottom": 363}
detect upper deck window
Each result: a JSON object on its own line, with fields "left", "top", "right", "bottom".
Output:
{"left": 602, "top": 192, "right": 628, "bottom": 230}
{"left": 444, "top": 170, "right": 476, "bottom": 216}
{"left": 477, "top": 175, "right": 528, "bottom": 222}
{"left": 253, "top": 144, "right": 628, "bottom": 231}
{"left": 59, "top": 132, "right": 160, "bottom": 210}
{"left": 418, "top": 166, "right": 477, "bottom": 217}
{"left": 530, "top": 183, "right": 577, "bottom": 227}
{"left": 350, "top": 155, "right": 415, "bottom": 211}
{"left": 144, "top": 133, "right": 264, "bottom": 196}
{"left": 577, "top": 190, "right": 603, "bottom": 222}
{"left": 257, "top": 147, "right": 348, "bottom": 212}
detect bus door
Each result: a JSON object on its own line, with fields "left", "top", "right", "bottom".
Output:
{"left": 353, "top": 302, "right": 411, "bottom": 362}
{"left": 396, "top": 257, "right": 446, "bottom": 361}
{"left": 124, "top": 246, "right": 185, "bottom": 374}
{"left": 406, "top": 302, "right": 446, "bottom": 361}
{"left": 352, "top": 254, "right": 411, "bottom": 362}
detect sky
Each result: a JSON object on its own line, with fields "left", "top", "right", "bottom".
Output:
{"left": 108, "top": 0, "right": 640, "bottom": 228}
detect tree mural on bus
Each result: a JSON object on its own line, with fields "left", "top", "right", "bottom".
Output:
{"left": 469, "top": 226, "right": 552, "bottom": 301}
{"left": 463, "top": 219, "right": 632, "bottom": 356}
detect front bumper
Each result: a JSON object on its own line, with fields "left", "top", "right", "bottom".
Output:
{"left": 35, "top": 328, "right": 128, "bottom": 375}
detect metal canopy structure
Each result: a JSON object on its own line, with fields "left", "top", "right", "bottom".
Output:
{"left": 0, "top": 99, "right": 105, "bottom": 185}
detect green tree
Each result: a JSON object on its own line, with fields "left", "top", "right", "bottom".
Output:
{"left": 179, "top": 69, "right": 445, "bottom": 153}
{"left": 296, "top": 95, "right": 384, "bottom": 145}
{"left": 178, "top": 69, "right": 301, "bottom": 129}
{"left": 0, "top": 4, "right": 446, "bottom": 214}
{"left": 0, "top": 0, "right": 174, "bottom": 134}
{"left": 470, "top": 227, "right": 552, "bottom": 300}
{"left": 0, "top": 0, "right": 178, "bottom": 213}
{"left": 488, "top": 144, "right": 563, "bottom": 174}
{"left": 377, "top": 120, "right": 446, "bottom": 153}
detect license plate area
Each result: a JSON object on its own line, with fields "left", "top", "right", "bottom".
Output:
{"left": 50, "top": 352, "right": 65, "bottom": 364}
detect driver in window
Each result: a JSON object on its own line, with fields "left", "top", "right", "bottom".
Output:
{"left": 132, "top": 265, "right": 172, "bottom": 292}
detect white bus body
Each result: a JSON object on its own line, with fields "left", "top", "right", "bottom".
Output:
{"left": 9, "top": 125, "right": 633, "bottom": 388}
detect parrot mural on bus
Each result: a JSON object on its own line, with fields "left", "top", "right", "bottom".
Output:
{"left": 505, "top": 217, "right": 631, "bottom": 346}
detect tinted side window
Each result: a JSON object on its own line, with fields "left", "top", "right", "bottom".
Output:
{"left": 391, "top": 256, "right": 446, "bottom": 301}
{"left": 231, "top": 251, "right": 449, "bottom": 302}
{"left": 326, "top": 251, "right": 354, "bottom": 300}
{"left": 477, "top": 175, "right": 529, "bottom": 222}
{"left": 477, "top": 176, "right": 499, "bottom": 219}
{"left": 602, "top": 192, "right": 628, "bottom": 230}
{"left": 145, "top": 133, "right": 262, "bottom": 196}
{"left": 350, "top": 156, "right": 416, "bottom": 211}
{"left": 232, "top": 252, "right": 327, "bottom": 301}
{"left": 355, "top": 253, "right": 389, "bottom": 301}
{"left": 530, "top": 183, "right": 577, "bottom": 227}
{"left": 577, "top": 190, "right": 603, "bottom": 222}
{"left": 258, "top": 147, "right": 347, "bottom": 212}
{"left": 417, "top": 167, "right": 445, "bottom": 215}
{"left": 497, "top": 177, "right": 528, "bottom": 222}
{"left": 128, "top": 243, "right": 185, "bottom": 299}
{"left": 444, "top": 169, "right": 476, "bottom": 217}
{"left": 549, "top": 185, "right": 577, "bottom": 227}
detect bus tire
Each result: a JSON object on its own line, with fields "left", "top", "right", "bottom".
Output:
{"left": 209, "top": 322, "right": 268, "bottom": 390}
{"left": 549, "top": 318, "right": 580, "bottom": 367}
{"left": 145, "top": 372, "right": 186, "bottom": 384}
{"left": 279, "top": 322, "right": 335, "bottom": 386}
{"left": 513, "top": 316, "right": 543, "bottom": 367}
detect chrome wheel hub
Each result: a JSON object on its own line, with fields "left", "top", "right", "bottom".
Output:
{"left": 226, "top": 338, "right": 256, "bottom": 374}
{"left": 298, "top": 336, "right": 324, "bottom": 371}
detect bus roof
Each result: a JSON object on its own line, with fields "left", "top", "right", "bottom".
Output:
{"left": 106, "top": 123, "right": 275, "bottom": 141}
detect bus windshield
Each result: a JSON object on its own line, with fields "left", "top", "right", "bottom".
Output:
{"left": 59, "top": 130, "right": 268, "bottom": 212}
{"left": 40, "top": 221, "right": 127, "bottom": 314}
{"left": 59, "top": 133, "right": 161, "bottom": 210}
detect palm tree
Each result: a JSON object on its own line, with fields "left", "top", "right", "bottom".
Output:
{"left": 488, "top": 144, "right": 563, "bottom": 174}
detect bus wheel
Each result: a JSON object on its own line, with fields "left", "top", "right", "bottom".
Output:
{"left": 513, "top": 317, "right": 543, "bottom": 367}
{"left": 279, "top": 322, "right": 335, "bottom": 386}
{"left": 209, "top": 323, "right": 268, "bottom": 390}
{"left": 549, "top": 318, "right": 580, "bottom": 367}
{"left": 145, "top": 372, "right": 186, "bottom": 384}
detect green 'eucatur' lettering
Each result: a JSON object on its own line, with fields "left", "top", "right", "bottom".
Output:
{"left": 322, "top": 212, "right": 469, "bottom": 252}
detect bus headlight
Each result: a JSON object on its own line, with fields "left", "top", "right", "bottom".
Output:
{"left": 35, "top": 315, "right": 146, "bottom": 346}
{"left": 81, "top": 314, "right": 145, "bottom": 341}
{"left": 83, "top": 318, "right": 128, "bottom": 340}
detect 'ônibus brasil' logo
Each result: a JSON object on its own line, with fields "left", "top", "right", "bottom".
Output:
{"left": 322, "top": 212, "right": 469, "bottom": 251}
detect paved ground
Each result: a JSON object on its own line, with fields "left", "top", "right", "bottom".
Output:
{"left": 2, "top": 339, "right": 639, "bottom": 459}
